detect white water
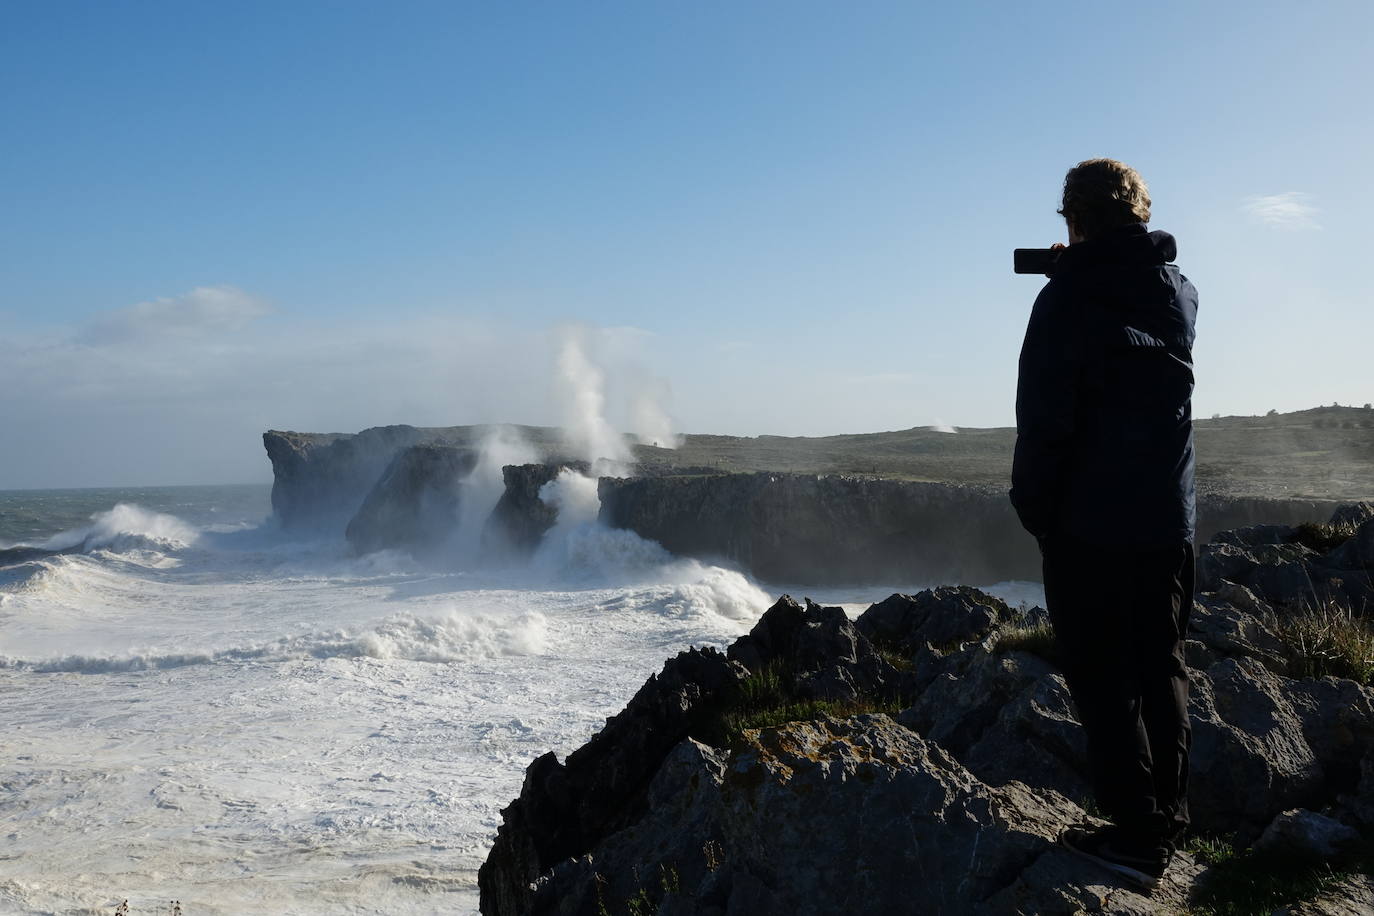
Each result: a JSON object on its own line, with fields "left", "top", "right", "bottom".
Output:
{"left": 0, "top": 502, "right": 1041, "bottom": 915}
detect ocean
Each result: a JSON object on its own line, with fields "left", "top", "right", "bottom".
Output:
{"left": 0, "top": 483, "right": 1043, "bottom": 915}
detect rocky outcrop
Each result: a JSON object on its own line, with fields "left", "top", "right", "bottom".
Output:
{"left": 264, "top": 426, "right": 444, "bottom": 529}
{"left": 481, "top": 463, "right": 589, "bottom": 559}
{"left": 1197, "top": 506, "right": 1374, "bottom": 610}
{"left": 479, "top": 645, "right": 748, "bottom": 916}
{"left": 856, "top": 586, "right": 1015, "bottom": 652}
{"left": 523, "top": 718, "right": 1190, "bottom": 916}
{"left": 598, "top": 473, "right": 1341, "bottom": 585}
{"left": 262, "top": 424, "right": 562, "bottom": 532}
{"left": 343, "top": 445, "right": 477, "bottom": 557}
{"left": 480, "top": 509, "right": 1374, "bottom": 914}
{"left": 1275, "top": 875, "right": 1374, "bottom": 916}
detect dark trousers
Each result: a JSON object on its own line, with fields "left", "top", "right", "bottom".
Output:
{"left": 1042, "top": 536, "right": 1194, "bottom": 844}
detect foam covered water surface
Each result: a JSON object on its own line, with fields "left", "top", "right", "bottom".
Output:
{"left": 0, "top": 494, "right": 1040, "bottom": 914}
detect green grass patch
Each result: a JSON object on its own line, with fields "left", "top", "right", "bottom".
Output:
{"left": 693, "top": 660, "right": 909, "bottom": 748}
{"left": 724, "top": 696, "right": 908, "bottom": 738}
{"left": 992, "top": 620, "right": 1062, "bottom": 667}
{"left": 1269, "top": 598, "right": 1374, "bottom": 685}
{"left": 1182, "top": 835, "right": 1374, "bottom": 916}
{"left": 597, "top": 864, "right": 681, "bottom": 916}
{"left": 1183, "top": 833, "right": 1236, "bottom": 867}
{"left": 1292, "top": 520, "right": 1361, "bottom": 555}
{"left": 877, "top": 647, "right": 915, "bottom": 671}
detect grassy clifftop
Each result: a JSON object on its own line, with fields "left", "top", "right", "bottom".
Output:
{"left": 634, "top": 406, "right": 1374, "bottom": 501}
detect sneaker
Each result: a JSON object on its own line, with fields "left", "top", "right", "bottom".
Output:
{"left": 1060, "top": 825, "right": 1172, "bottom": 891}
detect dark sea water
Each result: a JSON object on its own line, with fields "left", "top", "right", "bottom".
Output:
{"left": 0, "top": 483, "right": 272, "bottom": 547}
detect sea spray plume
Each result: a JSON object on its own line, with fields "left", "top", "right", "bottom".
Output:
{"left": 627, "top": 374, "right": 683, "bottom": 449}
{"left": 538, "top": 469, "right": 602, "bottom": 531}
{"left": 527, "top": 486, "right": 770, "bottom": 619}
{"left": 553, "top": 325, "right": 633, "bottom": 473}
{"left": 541, "top": 328, "right": 631, "bottom": 568}
{"left": 535, "top": 326, "right": 764, "bottom": 625}
{"left": 451, "top": 425, "right": 540, "bottom": 564}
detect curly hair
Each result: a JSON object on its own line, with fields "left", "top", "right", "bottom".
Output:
{"left": 1058, "top": 158, "right": 1151, "bottom": 240}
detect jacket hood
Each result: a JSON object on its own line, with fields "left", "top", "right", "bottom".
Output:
{"left": 1057, "top": 222, "right": 1177, "bottom": 273}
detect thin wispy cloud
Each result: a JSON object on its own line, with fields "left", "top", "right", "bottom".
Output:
{"left": 1243, "top": 192, "right": 1321, "bottom": 230}
{"left": 0, "top": 286, "right": 686, "bottom": 487}
{"left": 76, "top": 285, "right": 272, "bottom": 344}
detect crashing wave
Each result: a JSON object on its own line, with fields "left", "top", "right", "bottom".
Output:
{"left": 1, "top": 505, "right": 201, "bottom": 569}
{"left": 0, "top": 609, "right": 549, "bottom": 674}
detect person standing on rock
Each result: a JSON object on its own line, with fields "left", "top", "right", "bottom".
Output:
{"left": 1010, "top": 158, "right": 1198, "bottom": 891}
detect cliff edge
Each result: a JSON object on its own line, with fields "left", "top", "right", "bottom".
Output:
{"left": 478, "top": 508, "right": 1374, "bottom": 915}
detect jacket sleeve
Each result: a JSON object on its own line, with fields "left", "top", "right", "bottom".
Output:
{"left": 1010, "top": 281, "right": 1086, "bottom": 539}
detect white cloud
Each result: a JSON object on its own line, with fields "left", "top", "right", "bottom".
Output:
{"left": 0, "top": 288, "right": 686, "bottom": 487}
{"left": 77, "top": 285, "right": 271, "bottom": 344}
{"left": 1242, "top": 192, "right": 1321, "bottom": 230}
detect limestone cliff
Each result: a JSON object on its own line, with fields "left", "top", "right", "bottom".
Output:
{"left": 343, "top": 445, "right": 477, "bottom": 557}
{"left": 597, "top": 472, "right": 1340, "bottom": 585}
{"left": 263, "top": 426, "right": 437, "bottom": 529}
{"left": 262, "top": 424, "right": 563, "bottom": 530}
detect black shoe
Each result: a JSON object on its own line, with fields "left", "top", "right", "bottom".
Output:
{"left": 1060, "top": 826, "right": 1172, "bottom": 891}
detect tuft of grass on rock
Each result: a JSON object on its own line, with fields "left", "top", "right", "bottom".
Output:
{"left": 877, "top": 647, "right": 915, "bottom": 671}
{"left": 1291, "top": 520, "right": 1361, "bottom": 555}
{"left": 992, "top": 620, "right": 1062, "bottom": 667}
{"left": 695, "top": 661, "right": 909, "bottom": 748}
{"left": 1269, "top": 598, "right": 1374, "bottom": 685}
{"left": 1182, "top": 835, "right": 1374, "bottom": 916}
{"left": 1183, "top": 833, "right": 1236, "bottom": 867}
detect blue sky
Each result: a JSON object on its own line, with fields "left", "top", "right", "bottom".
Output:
{"left": 2, "top": 1, "right": 1371, "bottom": 487}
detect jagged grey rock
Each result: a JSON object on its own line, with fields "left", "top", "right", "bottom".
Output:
{"left": 1188, "top": 596, "right": 1287, "bottom": 672}
{"left": 1287, "top": 677, "right": 1374, "bottom": 789}
{"left": 1209, "top": 581, "right": 1273, "bottom": 617}
{"left": 478, "top": 560, "right": 1374, "bottom": 916}
{"left": 855, "top": 586, "right": 1013, "bottom": 654}
{"left": 1210, "top": 524, "right": 1297, "bottom": 547}
{"left": 726, "top": 595, "right": 898, "bottom": 702}
{"left": 962, "top": 668, "right": 1091, "bottom": 804}
{"left": 899, "top": 648, "right": 1033, "bottom": 756}
{"left": 1329, "top": 502, "right": 1374, "bottom": 528}
{"left": 1196, "top": 505, "right": 1374, "bottom": 613}
{"left": 1324, "top": 516, "right": 1374, "bottom": 572}
{"left": 1254, "top": 808, "right": 1360, "bottom": 860}
{"left": 524, "top": 715, "right": 1173, "bottom": 916}
{"left": 1195, "top": 542, "right": 1319, "bottom": 605}
{"left": 1339, "top": 748, "right": 1374, "bottom": 830}
{"left": 1273, "top": 875, "right": 1374, "bottom": 916}
{"left": 478, "top": 646, "right": 748, "bottom": 916}
{"left": 1187, "top": 658, "right": 1325, "bottom": 838}
{"left": 981, "top": 836, "right": 1203, "bottom": 915}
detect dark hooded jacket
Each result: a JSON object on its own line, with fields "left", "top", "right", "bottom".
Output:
{"left": 1011, "top": 222, "right": 1198, "bottom": 547}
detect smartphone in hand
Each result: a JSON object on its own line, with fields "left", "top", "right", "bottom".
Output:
{"left": 1013, "top": 248, "right": 1062, "bottom": 276}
